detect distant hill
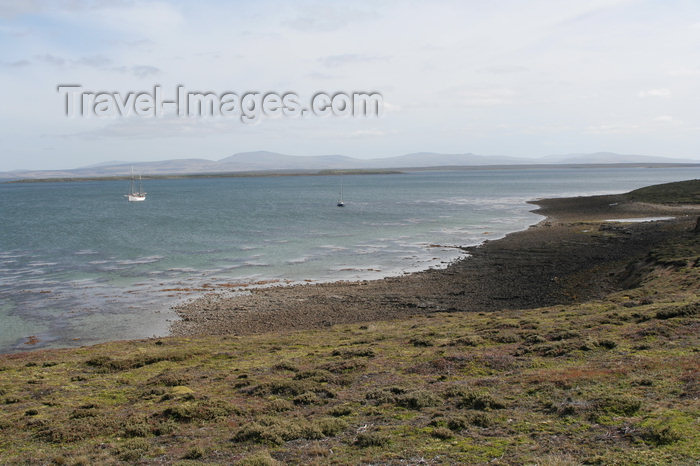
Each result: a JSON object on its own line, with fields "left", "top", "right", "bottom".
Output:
{"left": 541, "top": 152, "right": 695, "bottom": 164}
{"left": 1, "top": 151, "right": 698, "bottom": 180}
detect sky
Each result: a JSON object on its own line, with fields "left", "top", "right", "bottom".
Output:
{"left": 1, "top": 0, "right": 700, "bottom": 170}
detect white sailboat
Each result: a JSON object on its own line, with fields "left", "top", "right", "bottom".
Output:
{"left": 337, "top": 176, "right": 345, "bottom": 207}
{"left": 125, "top": 167, "right": 146, "bottom": 202}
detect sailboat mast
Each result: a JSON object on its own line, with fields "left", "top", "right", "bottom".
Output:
{"left": 130, "top": 166, "right": 134, "bottom": 194}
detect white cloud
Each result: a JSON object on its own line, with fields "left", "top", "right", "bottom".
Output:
{"left": 585, "top": 123, "right": 640, "bottom": 134}
{"left": 653, "top": 115, "right": 674, "bottom": 122}
{"left": 381, "top": 102, "right": 401, "bottom": 113}
{"left": 638, "top": 88, "right": 671, "bottom": 98}
{"left": 653, "top": 115, "right": 684, "bottom": 126}
{"left": 477, "top": 65, "right": 529, "bottom": 74}
{"left": 34, "top": 53, "right": 66, "bottom": 66}
{"left": 454, "top": 89, "right": 517, "bottom": 107}
{"left": 69, "top": 116, "right": 240, "bottom": 140}
{"left": 667, "top": 67, "right": 700, "bottom": 77}
{"left": 349, "top": 129, "right": 385, "bottom": 137}
{"left": 4, "top": 0, "right": 700, "bottom": 169}
{"left": 282, "top": 4, "right": 375, "bottom": 32}
{"left": 318, "top": 54, "right": 389, "bottom": 68}
{"left": 130, "top": 65, "right": 160, "bottom": 78}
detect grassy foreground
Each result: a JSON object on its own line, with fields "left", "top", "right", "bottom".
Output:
{"left": 0, "top": 188, "right": 699, "bottom": 465}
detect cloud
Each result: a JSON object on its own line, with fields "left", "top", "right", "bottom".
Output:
{"left": 518, "top": 123, "right": 573, "bottom": 135}
{"left": 283, "top": 4, "right": 374, "bottom": 32}
{"left": 653, "top": 115, "right": 674, "bottom": 122}
{"left": 454, "top": 88, "right": 518, "bottom": 107}
{"left": 109, "top": 65, "right": 162, "bottom": 78}
{"left": 25, "top": 53, "right": 158, "bottom": 77}
{"left": 68, "top": 116, "right": 239, "bottom": 140}
{"left": 318, "top": 54, "right": 388, "bottom": 68}
{"left": 349, "top": 129, "right": 385, "bottom": 137}
{"left": 653, "top": 115, "right": 683, "bottom": 126}
{"left": 5, "top": 59, "right": 30, "bottom": 67}
{"left": 585, "top": 123, "right": 640, "bottom": 134}
{"left": 90, "top": 1, "right": 183, "bottom": 36}
{"left": 0, "top": 0, "right": 44, "bottom": 17}
{"left": 306, "top": 71, "right": 338, "bottom": 80}
{"left": 477, "top": 65, "right": 529, "bottom": 74}
{"left": 667, "top": 67, "right": 700, "bottom": 77}
{"left": 131, "top": 65, "right": 160, "bottom": 78}
{"left": 34, "top": 53, "right": 66, "bottom": 66}
{"left": 32, "top": 53, "right": 113, "bottom": 68}
{"left": 77, "top": 55, "right": 112, "bottom": 67}
{"left": 638, "top": 88, "right": 671, "bottom": 98}
{"left": 0, "top": 0, "right": 135, "bottom": 18}
{"left": 5, "top": 1, "right": 700, "bottom": 168}
{"left": 382, "top": 102, "right": 401, "bottom": 113}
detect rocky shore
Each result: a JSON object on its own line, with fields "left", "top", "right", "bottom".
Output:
{"left": 1, "top": 180, "right": 698, "bottom": 465}
{"left": 172, "top": 191, "right": 700, "bottom": 337}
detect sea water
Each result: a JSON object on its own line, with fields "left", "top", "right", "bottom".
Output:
{"left": 1, "top": 166, "right": 699, "bottom": 352}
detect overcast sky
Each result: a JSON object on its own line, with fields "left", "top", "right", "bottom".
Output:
{"left": 1, "top": 0, "right": 700, "bottom": 170}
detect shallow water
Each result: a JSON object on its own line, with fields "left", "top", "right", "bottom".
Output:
{"left": 1, "top": 167, "right": 699, "bottom": 353}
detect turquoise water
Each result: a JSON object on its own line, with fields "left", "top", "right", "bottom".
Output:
{"left": 1, "top": 167, "right": 699, "bottom": 353}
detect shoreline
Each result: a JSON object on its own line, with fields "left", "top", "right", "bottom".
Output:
{"left": 171, "top": 191, "right": 700, "bottom": 338}
{"left": 5, "top": 162, "right": 700, "bottom": 184}
{"left": 3, "top": 169, "right": 403, "bottom": 184}
{"left": 0, "top": 180, "right": 697, "bottom": 463}
{"left": 2, "top": 184, "right": 698, "bottom": 355}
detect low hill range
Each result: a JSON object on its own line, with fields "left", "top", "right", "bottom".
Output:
{"left": 1, "top": 151, "right": 699, "bottom": 180}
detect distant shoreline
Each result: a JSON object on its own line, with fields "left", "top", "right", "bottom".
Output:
{"left": 3, "top": 169, "right": 403, "bottom": 184}
{"left": 4, "top": 162, "right": 700, "bottom": 184}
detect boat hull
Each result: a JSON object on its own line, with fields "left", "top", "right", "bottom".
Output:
{"left": 126, "top": 194, "right": 146, "bottom": 202}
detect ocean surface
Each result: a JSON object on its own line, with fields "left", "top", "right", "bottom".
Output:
{"left": 2, "top": 167, "right": 700, "bottom": 353}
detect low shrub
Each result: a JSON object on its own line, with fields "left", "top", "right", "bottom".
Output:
{"left": 457, "top": 391, "right": 505, "bottom": 410}
{"left": 409, "top": 337, "right": 434, "bottom": 347}
{"left": 161, "top": 400, "right": 233, "bottom": 422}
{"left": 656, "top": 302, "right": 698, "bottom": 320}
{"left": 233, "top": 417, "right": 326, "bottom": 445}
{"left": 593, "top": 395, "right": 641, "bottom": 416}
{"left": 449, "top": 336, "right": 481, "bottom": 346}
{"left": 640, "top": 424, "right": 682, "bottom": 445}
{"left": 395, "top": 390, "right": 441, "bottom": 410}
{"left": 273, "top": 362, "right": 299, "bottom": 372}
{"left": 293, "top": 392, "right": 318, "bottom": 405}
{"left": 354, "top": 431, "right": 389, "bottom": 447}
{"left": 121, "top": 420, "right": 151, "bottom": 438}
{"left": 85, "top": 351, "right": 192, "bottom": 373}
{"left": 431, "top": 427, "right": 453, "bottom": 439}
{"left": 237, "top": 449, "right": 281, "bottom": 466}
{"left": 315, "top": 417, "right": 348, "bottom": 436}
{"left": 266, "top": 398, "right": 293, "bottom": 412}
{"left": 331, "top": 348, "right": 376, "bottom": 358}
{"left": 116, "top": 438, "right": 149, "bottom": 462}
{"left": 328, "top": 405, "right": 353, "bottom": 417}
{"left": 182, "top": 445, "right": 205, "bottom": 459}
